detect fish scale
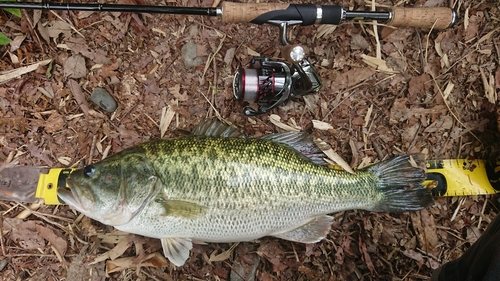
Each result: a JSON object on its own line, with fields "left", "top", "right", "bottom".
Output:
{"left": 59, "top": 121, "right": 432, "bottom": 266}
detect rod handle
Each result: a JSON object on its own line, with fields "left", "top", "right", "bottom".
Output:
{"left": 389, "top": 7, "right": 456, "bottom": 29}
{"left": 221, "top": 2, "right": 288, "bottom": 23}
{"left": 220, "top": 2, "right": 343, "bottom": 25}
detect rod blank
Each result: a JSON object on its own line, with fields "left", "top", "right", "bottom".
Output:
{"left": 0, "top": 2, "right": 219, "bottom": 16}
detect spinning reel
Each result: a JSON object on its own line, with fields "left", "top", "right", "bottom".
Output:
{"left": 233, "top": 22, "right": 322, "bottom": 116}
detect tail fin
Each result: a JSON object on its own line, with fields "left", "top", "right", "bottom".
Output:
{"left": 366, "top": 154, "right": 433, "bottom": 212}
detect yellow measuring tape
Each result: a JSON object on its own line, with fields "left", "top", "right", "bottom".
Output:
{"left": 426, "top": 159, "right": 500, "bottom": 196}
{"left": 35, "top": 168, "right": 74, "bottom": 205}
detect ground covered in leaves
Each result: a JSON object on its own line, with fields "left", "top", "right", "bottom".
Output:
{"left": 0, "top": 0, "right": 499, "bottom": 280}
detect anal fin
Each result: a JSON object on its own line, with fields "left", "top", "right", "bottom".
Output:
{"left": 271, "top": 215, "right": 333, "bottom": 244}
{"left": 161, "top": 237, "right": 193, "bottom": 266}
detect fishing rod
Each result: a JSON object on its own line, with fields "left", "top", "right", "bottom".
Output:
{"left": 1, "top": 1, "right": 457, "bottom": 115}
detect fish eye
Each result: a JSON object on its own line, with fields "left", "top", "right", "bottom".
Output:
{"left": 83, "top": 165, "right": 96, "bottom": 178}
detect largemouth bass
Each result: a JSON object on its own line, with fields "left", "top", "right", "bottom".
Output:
{"left": 59, "top": 120, "right": 432, "bottom": 266}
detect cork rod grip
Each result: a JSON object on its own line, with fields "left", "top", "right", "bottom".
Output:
{"left": 221, "top": 2, "right": 290, "bottom": 23}
{"left": 389, "top": 7, "right": 455, "bottom": 29}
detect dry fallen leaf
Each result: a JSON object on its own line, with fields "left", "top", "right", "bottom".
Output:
{"left": 350, "top": 33, "right": 370, "bottom": 50}
{"left": 3, "top": 219, "right": 45, "bottom": 250}
{"left": 106, "top": 252, "right": 170, "bottom": 275}
{"left": 168, "top": 84, "right": 189, "bottom": 102}
{"left": 66, "top": 37, "right": 111, "bottom": 65}
{"left": 424, "top": 115, "right": 453, "bottom": 133}
{"left": 64, "top": 54, "right": 87, "bottom": 78}
{"left": 45, "top": 111, "right": 65, "bottom": 133}
{"left": 209, "top": 242, "right": 239, "bottom": 262}
{"left": 28, "top": 143, "right": 54, "bottom": 166}
{"left": 9, "top": 35, "right": 27, "bottom": 52}
{"left": 359, "top": 235, "right": 375, "bottom": 273}
{"left": 35, "top": 224, "right": 68, "bottom": 257}
{"left": 257, "top": 240, "right": 287, "bottom": 272}
{"left": 46, "top": 20, "right": 73, "bottom": 39}
{"left": 108, "top": 235, "right": 132, "bottom": 260}
{"left": 402, "top": 249, "right": 424, "bottom": 265}
{"left": 224, "top": 47, "right": 236, "bottom": 65}
{"left": 332, "top": 66, "right": 376, "bottom": 89}
{"left": 68, "top": 79, "right": 89, "bottom": 116}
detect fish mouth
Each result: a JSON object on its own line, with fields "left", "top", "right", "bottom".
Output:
{"left": 58, "top": 178, "right": 88, "bottom": 212}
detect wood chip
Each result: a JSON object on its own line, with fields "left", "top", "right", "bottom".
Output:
{"left": 364, "top": 104, "right": 373, "bottom": 128}
{"left": 152, "top": 28, "right": 166, "bottom": 37}
{"left": 246, "top": 47, "right": 260, "bottom": 57}
{"left": 314, "top": 138, "right": 355, "bottom": 174}
{"left": 443, "top": 81, "right": 455, "bottom": 100}
{"left": 160, "top": 106, "right": 175, "bottom": 138}
{"left": 312, "top": 120, "right": 333, "bottom": 131}
{"left": 464, "top": 7, "right": 469, "bottom": 31}
{"left": 269, "top": 114, "right": 301, "bottom": 132}
{"left": 57, "top": 157, "right": 72, "bottom": 166}
{"left": 361, "top": 54, "right": 399, "bottom": 74}
{"left": 480, "top": 68, "right": 496, "bottom": 103}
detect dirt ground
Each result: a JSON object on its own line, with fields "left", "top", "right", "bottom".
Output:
{"left": 0, "top": 0, "right": 499, "bottom": 280}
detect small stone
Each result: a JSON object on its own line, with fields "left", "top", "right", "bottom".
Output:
{"left": 91, "top": 88, "right": 117, "bottom": 113}
{"left": 0, "top": 259, "right": 8, "bottom": 271}
{"left": 181, "top": 41, "right": 203, "bottom": 68}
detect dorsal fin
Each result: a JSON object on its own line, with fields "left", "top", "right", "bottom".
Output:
{"left": 192, "top": 120, "right": 327, "bottom": 165}
{"left": 259, "top": 132, "right": 328, "bottom": 165}
{"left": 191, "top": 119, "right": 241, "bottom": 138}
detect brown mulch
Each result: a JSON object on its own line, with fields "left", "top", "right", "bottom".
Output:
{"left": 1, "top": 0, "right": 500, "bottom": 280}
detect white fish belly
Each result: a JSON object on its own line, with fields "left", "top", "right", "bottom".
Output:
{"left": 115, "top": 198, "right": 347, "bottom": 242}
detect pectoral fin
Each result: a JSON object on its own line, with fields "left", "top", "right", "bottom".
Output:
{"left": 161, "top": 237, "right": 193, "bottom": 266}
{"left": 272, "top": 215, "right": 333, "bottom": 243}
{"left": 158, "top": 199, "right": 206, "bottom": 218}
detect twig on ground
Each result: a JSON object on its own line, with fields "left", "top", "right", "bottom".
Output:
{"left": 22, "top": 10, "right": 45, "bottom": 54}
{"left": 0, "top": 214, "right": 6, "bottom": 257}
{"left": 17, "top": 204, "right": 71, "bottom": 233}
{"left": 415, "top": 28, "right": 425, "bottom": 74}
{"left": 200, "top": 84, "right": 223, "bottom": 121}
{"left": 371, "top": 0, "right": 381, "bottom": 59}
{"left": 478, "top": 199, "right": 488, "bottom": 228}
{"left": 49, "top": 10, "right": 85, "bottom": 38}
{"left": 451, "top": 197, "right": 466, "bottom": 222}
